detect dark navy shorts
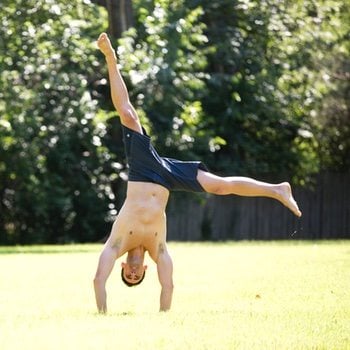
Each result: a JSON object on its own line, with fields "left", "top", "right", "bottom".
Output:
{"left": 122, "top": 125, "right": 209, "bottom": 192}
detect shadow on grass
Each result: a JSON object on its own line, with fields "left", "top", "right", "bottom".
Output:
{"left": 1, "top": 240, "right": 348, "bottom": 255}
{"left": 0, "top": 244, "right": 100, "bottom": 255}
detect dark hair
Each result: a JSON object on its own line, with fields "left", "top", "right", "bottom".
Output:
{"left": 121, "top": 268, "right": 146, "bottom": 287}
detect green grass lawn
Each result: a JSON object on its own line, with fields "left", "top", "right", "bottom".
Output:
{"left": 0, "top": 241, "right": 349, "bottom": 350}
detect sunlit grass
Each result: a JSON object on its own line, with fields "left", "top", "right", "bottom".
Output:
{"left": 0, "top": 241, "right": 349, "bottom": 349}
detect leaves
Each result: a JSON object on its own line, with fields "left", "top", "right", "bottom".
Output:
{"left": 0, "top": 0, "right": 111, "bottom": 243}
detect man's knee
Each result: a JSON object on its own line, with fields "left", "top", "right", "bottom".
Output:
{"left": 205, "top": 181, "right": 229, "bottom": 195}
{"left": 120, "top": 106, "right": 138, "bottom": 124}
{"left": 198, "top": 171, "right": 229, "bottom": 195}
{"left": 212, "top": 183, "right": 229, "bottom": 195}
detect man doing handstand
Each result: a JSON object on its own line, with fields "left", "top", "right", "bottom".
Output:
{"left": 93, "top": 33, "right": 302, "bottom": 313}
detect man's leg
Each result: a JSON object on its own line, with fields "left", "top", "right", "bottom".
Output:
{"left": 97, "top": 33, "right": 143, "bottom": 133}
{"left": 197, "top": 170, "right": 302, "bottom": 217}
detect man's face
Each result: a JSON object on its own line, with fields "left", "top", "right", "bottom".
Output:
{"left": 121, "top": 262, "right": 147, "bottom": 284}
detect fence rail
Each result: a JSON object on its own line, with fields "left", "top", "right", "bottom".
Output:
{"left": 166, "top": 173, "right": 350, "bottom": 240}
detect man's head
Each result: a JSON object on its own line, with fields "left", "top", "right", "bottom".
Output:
{"left": 121, "top": 262, "right": 147, "bottom": 287}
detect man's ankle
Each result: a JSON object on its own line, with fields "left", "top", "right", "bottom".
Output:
{"left": 105, "top": 52, "right": 116, "bottom": 61}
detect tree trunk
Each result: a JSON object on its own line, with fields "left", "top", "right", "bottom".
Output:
{"left": 91, "top": 0, "right": 134, "bottom": 39}
{"left": 106, "top": 0, "right": 134, "bottom": 39}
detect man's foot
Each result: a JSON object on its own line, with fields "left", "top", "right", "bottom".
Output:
{"left": 97, "top": 32, "right": 116, "bottom": 59}
{"left": 277, "top": 182, "right": 302, "bottom": 217}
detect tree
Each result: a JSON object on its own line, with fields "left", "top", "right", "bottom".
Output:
{"left": 113, "top": 0, "right": 323, "bottom": 184}
{"left": 115, "top": 0, "right": 349, "bottom": 184}
{"left": 115, "top": 0, "right": 212, "bottom": 161}
{"left": 0, "top": 0, "right": 114, "bottom": 243}
{"left": 91, "top": 0, "right": 134, "bottom": 39}
{"left": 309, "top": 0, "right": 350, "bottom": 172}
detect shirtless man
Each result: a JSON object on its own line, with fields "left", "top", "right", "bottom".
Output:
{"left": 93, "top": 33, "right": 302, "bottom": 313}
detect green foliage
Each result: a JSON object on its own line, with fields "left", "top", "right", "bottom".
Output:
{"left": 201, "top": 0, "right": 349, "bottom": 180}
{"left": 115, "top": 0, "right": 349, "bottom": 183}
{"left": 117, "top": 0, "right": 211, "bottom": 160}
{"left": 267, "top": 0, "right": 350, "bottom": 179}
{"left": 307, "top": 1, "right": 350, "bottom": 171}
{"left": 0, "top": 0, "right": 113, "bottom": 243}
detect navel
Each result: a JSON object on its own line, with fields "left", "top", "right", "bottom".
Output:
{"left": 155, "top": 232, "right": 158, "bottom": 237}
{"left": 129, "top": 231, "right": 133, "bottom": 235}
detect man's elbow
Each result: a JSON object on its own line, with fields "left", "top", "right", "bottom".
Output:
{"left": 162, "top": 282, "right": 174, "bottom": 294}
{"left": 93, "top": 275, "right": 105, "bottom": 288}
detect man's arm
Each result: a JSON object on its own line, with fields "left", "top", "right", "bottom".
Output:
{"left": 97, "top": 33, "right": 142, "bottom": 133}
{"left": 157, "top": 244, "right": 174, "bottom": 311}
{"left": 93, "top": 245, "right": 118, "bottom": 314}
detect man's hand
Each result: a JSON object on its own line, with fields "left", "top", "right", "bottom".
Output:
{"left": 97, "top": 33, "right": 116, "bottom": 59}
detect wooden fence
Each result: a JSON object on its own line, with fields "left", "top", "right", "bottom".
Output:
{"left": 166, "top": 173, "right": 350, "bottom": 240}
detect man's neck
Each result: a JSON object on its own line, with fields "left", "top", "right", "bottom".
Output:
{"left": 127, "top": 246, "right": 145, "bottom": 263}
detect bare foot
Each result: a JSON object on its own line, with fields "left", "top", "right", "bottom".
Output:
{"left": 277, "top": 182, "right": 302, "bottom": 217}
{"left": 97, "top": 32, "right": 116, "bottom": 59}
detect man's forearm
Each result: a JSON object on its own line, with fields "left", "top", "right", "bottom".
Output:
{"left": 160, "top": 286, "right": 173, "bottom": 311}
{"left": 94, "top": 279, "right": 107, "bottom": 314}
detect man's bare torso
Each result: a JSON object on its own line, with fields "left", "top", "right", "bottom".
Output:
{"left": 106, "top": 181, "right": 169, "bottom": 261}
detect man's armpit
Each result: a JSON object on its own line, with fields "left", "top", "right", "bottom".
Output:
{"left": 158, "top": 242, "right": 165, "bottom": 254}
